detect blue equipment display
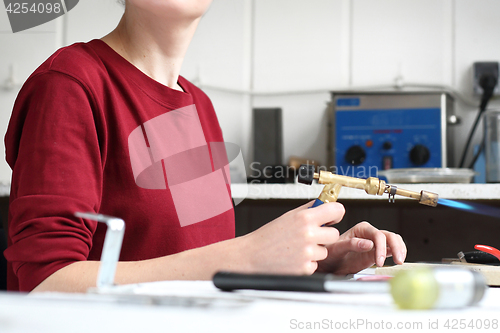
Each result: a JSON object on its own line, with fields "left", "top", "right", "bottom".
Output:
{"left": 328, "top": 92, "right": 456, "bottom": 177}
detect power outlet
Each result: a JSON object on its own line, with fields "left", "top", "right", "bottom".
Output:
{"left": 473, "top": 62, "right": 499, "bottom": 95}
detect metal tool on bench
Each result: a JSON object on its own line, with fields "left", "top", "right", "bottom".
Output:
{"left": 73, "top": 212, "right": 251, "bottom": 308}
{"left": 74, "top": 212, "right": 125, "bottom": 290}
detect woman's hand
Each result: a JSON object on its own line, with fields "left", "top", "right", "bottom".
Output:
{"left": 240, "top": 201, "right": 345, "bottom": 275}
{"left": 239, "top": 201, "right": 405, "bottom": 277}
{"left": 317, "top": 221, "right": 407, "bottom": 275}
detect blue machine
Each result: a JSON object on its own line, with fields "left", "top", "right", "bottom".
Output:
{"left": 328, "top": 92, "right": 456, "bottom": 177}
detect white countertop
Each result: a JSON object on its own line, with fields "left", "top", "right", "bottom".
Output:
{"left": 231, "top": 183, "right": 500, "bottom": 200}
{"left": 1, "top": 280, "right": 499, "bottom": 333}
{"left": 1, "top": 182, "right": 499, "bottom": 200}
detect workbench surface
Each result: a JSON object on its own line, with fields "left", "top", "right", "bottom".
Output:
{"left": 232, "top": 183, "right": 500, "bottom": 200}
{"left": 1, "top": 280, "right": 499, "bottom": 333}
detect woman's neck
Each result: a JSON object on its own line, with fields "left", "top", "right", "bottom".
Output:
{"left": 101, "top": 6, "right": 201, "bottom": 91}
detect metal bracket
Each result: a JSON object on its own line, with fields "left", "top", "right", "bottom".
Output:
{"left": 387, "top": 185, "right": 397, "bottom": 203}
{"left": 74, "top": 212, "right": 125, "bottom": 289}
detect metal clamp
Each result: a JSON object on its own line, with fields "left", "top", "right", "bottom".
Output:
{"left": 74, "top": 212, "right": 125, "bottom": 289}
{"left": 387, "top": 185, "right": 397, "bottom": 203}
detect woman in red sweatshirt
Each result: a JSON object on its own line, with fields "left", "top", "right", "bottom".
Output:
{"left": 4, "top": 0, "right": 406, "bottom": 292}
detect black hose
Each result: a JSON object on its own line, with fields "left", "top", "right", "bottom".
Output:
{"left": 459, "top": 73, "right": 498, "bottom": 168}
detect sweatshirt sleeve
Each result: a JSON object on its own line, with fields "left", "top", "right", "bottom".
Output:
{"left": 4, "top": 70, "right": 104, "bottom": 292}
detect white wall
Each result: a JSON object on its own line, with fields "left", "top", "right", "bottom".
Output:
{"left": 0, "top": 0, "right": 124, "bottom": 185}
{"left": 0, "top": 7, "right": 63, "bottom": 185}
{"left": 1, "top": 0, "right": 500, "bottom": 184}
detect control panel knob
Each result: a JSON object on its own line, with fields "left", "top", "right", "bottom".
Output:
{"left": 383, "top": 141, "right": 392, "bottom": 150}
{"left": 409, "top": 144, "right": 430, "bottom": 166}
{"left": 345, "top": 145, "right": 366, "bottom": 166}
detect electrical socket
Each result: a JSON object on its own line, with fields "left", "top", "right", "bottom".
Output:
{"left": 473, "top": 62, "right": 499, "bottom": 96}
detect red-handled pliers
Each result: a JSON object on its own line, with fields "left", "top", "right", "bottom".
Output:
{"left": 475, "top": 244, "right": 500, "bottom": 261}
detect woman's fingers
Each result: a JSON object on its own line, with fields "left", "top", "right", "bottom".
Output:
{"left": 350, "top": 222, "right": 387, "bottom": 266}
{"left": 310, "top": 244, "right": 329, "bottom": 262}
{"left": 328, "top": 237, "right": 375, "bottom": 256}
{"left": 347, "top": 223, "right": 407, "bottom": 266}
{"left": 314, "top": 226, "right": 340, "bottom": 246}
{"left": 297, "top": 201, "right": 346, "bottom": 227}
{"left": 381, "top": 230, "right": 407, "bottom": 264}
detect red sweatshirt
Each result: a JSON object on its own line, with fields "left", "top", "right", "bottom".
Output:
{"left": 4, "top": 40, "right": 235, "bottom": 292}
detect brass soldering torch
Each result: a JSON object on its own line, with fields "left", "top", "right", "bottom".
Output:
{"left": 297, "top": 165, "right": 438, "bottom": 207}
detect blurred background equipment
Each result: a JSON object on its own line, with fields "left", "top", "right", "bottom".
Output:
{"left": 378, "top": 168, "right": 476, "bottom": 184}
{"left": 460, "top": 62, "right": 499, "bottom": 173}
{"left": 288, "top": 156, "right": 319, "bottom": 172}
{"left": 250, "top": 107, "right": 284, "bottom": 183}
{"left": 328, "top": 91, "right": 456, "bottom": 177}
{"left": 484, "top": 111, "right": 500, "bottom": 182}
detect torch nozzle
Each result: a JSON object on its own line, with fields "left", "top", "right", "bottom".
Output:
{"left": 418, "top": 190, "right": 439, "bottom": 207}
{"left": 385, "top": 185, "right": 438, "bottom": 207}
